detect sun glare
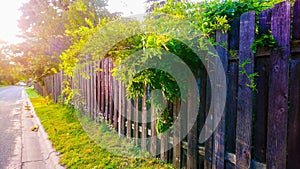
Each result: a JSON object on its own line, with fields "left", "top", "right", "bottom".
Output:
{"left": 0, "top": 0, "right": 28, "bottom": 44}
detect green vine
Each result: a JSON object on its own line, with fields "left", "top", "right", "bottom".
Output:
{"left": 251, "top": 31, "right": 278, "bottom": 54}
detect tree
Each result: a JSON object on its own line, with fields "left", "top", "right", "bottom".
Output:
{"left": 16, "top": 0, "right": 111, "bottom": 81}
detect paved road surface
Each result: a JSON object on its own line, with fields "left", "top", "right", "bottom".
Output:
{"left": 0, "top": 86, "right": 63, "bottom": 169}
{"left": 0, "top": 86, "right": 23, "bottom": 169}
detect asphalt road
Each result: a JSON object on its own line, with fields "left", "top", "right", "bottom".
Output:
{"left": 0, "top": 86, "right": 23, "bottom": 169}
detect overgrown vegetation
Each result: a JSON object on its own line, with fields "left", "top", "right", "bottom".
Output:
{"left": 26, "top": 89, "right": 173, "bottom": 168}
{"left": 17, "top": 0, "right": 284, "bottom": 135}
{"left": 4, "top": 0, "right": 286, "bottom": 139}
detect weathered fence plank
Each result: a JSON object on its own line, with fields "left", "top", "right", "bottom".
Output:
{"left": 90, "top": 63, "right": 94, "bottom": 119}
{"left": 173, "top": 97, "right": 180, "bottom": 168}
{"left": 293, "top": 0, "right": 300, "bottom": 40}
{"left": 287, "top": 1, "right": 300, "bottom": 168}
{"left": 150, "top": 102, "right": 157, "bottom": 156}
{"left": 204, "top": 75, "right": 212, "bottom": 169}
{"left": 187, "top": 87, "right": 198, "bottom": 168}
{"left": 113, "top": 77, "right": 119, "bottom": 129}
{"left": 287, "top": 58, "right": 300, "bottom": 169}
{"left": 236, "top": 11, "right": 255, "bottom": 169}
{"left": 101, "top": 60, "right": 105, "bottom": 116}
{"left": 126, "top": 96, "right": 132, "bottom": 139}
{"left": 134, "top": 97, "right": 139, "bottom": 145}
{"left": 105, "top": 59, "right": 109, "bottom": 121}
{"left": 109, "top": 60, "right": 113, "bottom": 123}
{"left": 266, "top": 2, "right": 290, "bottom": 169}
{"left": 226, "top": 17, "right": 239, "bottom": 169}
{"left": 211, "top": 30, "right": 228, "bottom": 169}
{"left": 198, "top": 67, "right": 206, "bottom": 169}
{"left": 141, "top": 85, "right": 147, "bottom": 151}
{"left": 252, "top": 9, "right": 272, "bottom": 164}
{"left": 118, "top": 82, "right": 125, "bottom": 136}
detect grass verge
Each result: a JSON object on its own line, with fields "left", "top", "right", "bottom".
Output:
{"left": 26, "top": 88, "right": 41, "bottom": 98}
{"left": 26, "top": 89, "right": 173, "bottom": 169}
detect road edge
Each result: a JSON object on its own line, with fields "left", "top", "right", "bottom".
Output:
{"left": 24, "top": 91, "right": 65, "bottom": 169}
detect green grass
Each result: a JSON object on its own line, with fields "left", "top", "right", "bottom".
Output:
{"left": 26, "top": 88, "right": 42, "bottom": 98}
{"left": 26, "top": 89, "right": 173, "bottom": 169}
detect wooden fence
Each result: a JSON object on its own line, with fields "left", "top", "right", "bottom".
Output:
{"left": 34, "top": 1, "right": 300, "bottom": 168}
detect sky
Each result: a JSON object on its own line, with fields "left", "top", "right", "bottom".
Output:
{"left": 0, "top": 0, "right": 28, "bottom": 44}
{"left": 0, "top": 0, "right": 199, "bottom": 44}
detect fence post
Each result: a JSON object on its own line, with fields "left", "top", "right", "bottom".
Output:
{"left": 236, "top": 11, "right": 255, "bottom": 169}
{"left": 266, "top": 2, "right": 290, "bottom": 169}
{"left": 287, "top": 1, "right": 300, "bottom": 168}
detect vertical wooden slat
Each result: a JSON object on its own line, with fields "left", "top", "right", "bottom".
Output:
{"left": 198, "top": 67, "right": 207, "bottom": 169}
{"left": 85, "top": 63, "right": 88, "bottom": 113}
{"left": 266, "top": 2, "right": 290, "bottom": 169}
{"left": 187, "top": 86, "right": 198, "bottom": 168}
{"left": 287, "top": 59, "right": 300, "bottom": 169}
{"left": 160, "top": 133, "right": 168, "bottom": 162}
{"left": 88, "top": 63, "right": 91, "bottom": 117}
{"left": 212, "top": 30, "right": 228, "bottom": 168}
{"left": 118, "top": 80, "right": 122, "bottom": 135}
{"left": 252, "top": 9, "right": 272, "bottom": 164}
{"left": 259, "top": 9, "right": 272, "bottom": 35}
{"left": 105, "top": 59, "right": 109, "bottom": 121}
{"left": 119, "top": 84, "right": 125, "bottom": 137}
{"left": 181, "top": 101, "right": 188, "bottom": 168}
{"left": 253, "top": 57, "right": 269, "bottom": 163}
{"left": 93, "top": 64, "right": 96, "bottom": 120}
{"left": 134, "top": 97, "right": 139, "bottom": 145}
{"left": 287, "top": 1, "right": 300, "bottom": 168}
{"left": 150, "top": 96, "right": 157, "bottom": 156}
{"left": 173, "top": 97, "right": 180, "bottom": 168}
{"left": 236, "top": 11, "right": 255, "bottom": 169}
{"left": 127, "top": 97, "right": 132, "bottom": 138}
{"left": 90, "top": 63, "right": 94, "bottom": 119}
{"left": 226, "top": 17, "right": 239, "bottom": 169}
{"left": 97, "top": 61, "right": 101, "bottom": 117}
{"left": 101, "top": 60, "right": 105, "bottom": 117}
{"left": 113, "top": 78, "right": 119, "bottom": 130}
{"left": 141, "top": 85, "right": 147, "bottom": 151}
{"left": 109, "top": 60, "right": 113, "bottom": 123}
{"left": 204, "top": 67, "right": 212, "bottom": 169}
{"left": 292, "top": 0, "right": 300, "bottom": 40}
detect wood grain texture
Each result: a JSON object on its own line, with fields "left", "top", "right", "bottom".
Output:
{"left": 266, "top": 2, "right": 290, "bottom": 169}
{"left": 236, "top": 11, "right": 255, "bottom": 169}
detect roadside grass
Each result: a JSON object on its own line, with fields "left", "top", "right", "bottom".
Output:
{"left": 26, "top": 88, "right": 42, "bottom": 98}
{"left": 26, "top": 89, "right": 173, "bottom": 169}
